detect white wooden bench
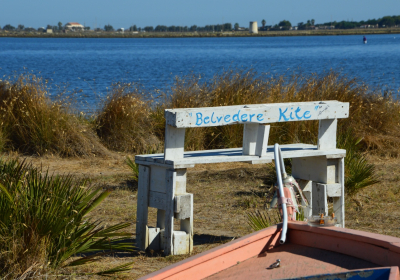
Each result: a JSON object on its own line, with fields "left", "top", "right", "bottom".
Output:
{"left": 135, "top": 101, "right": 349, "bottom": 255}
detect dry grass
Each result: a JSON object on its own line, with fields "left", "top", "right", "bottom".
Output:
{"left": 96, "top": 83, "right": 162, "bottom": 154}
{"left": 157, "top": 70, "right": 400, "bottom": 155}
{"left": 0, "top": 75, "right": 109, "bottom": 157}
{"left": 0, "top": 71, "right": 399, "bottom": 158}
{"left": 20, "top": 154, "right": 399, "bottom": 279}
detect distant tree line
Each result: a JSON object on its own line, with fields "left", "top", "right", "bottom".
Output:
{"left": 1, "top": 15, "right": 400, "bottom": 33}
{"left": 297, "top": 15, "right": 400, "bottom": 30}
{"left": 135, "top": 23, "right": 233, "bottom": 33}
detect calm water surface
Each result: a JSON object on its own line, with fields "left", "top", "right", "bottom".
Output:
{"left": 0, "top": 35, "right": 399, "bottom": 108}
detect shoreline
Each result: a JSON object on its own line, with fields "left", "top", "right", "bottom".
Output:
{"left": 1, "top": 28, "right": 400, "bottom": 38}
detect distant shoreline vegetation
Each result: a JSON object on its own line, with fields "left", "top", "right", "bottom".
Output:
{"left": 1, "top": 15, "right": 400, "bottom": 38}
{"left": 0, "top": 70, "right": 399, "bottom": 158}
{"left": 1, "top": 28, "right": 400, "bottom": 38}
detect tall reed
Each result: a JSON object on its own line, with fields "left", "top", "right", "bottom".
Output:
{"left": 96, "top": 83, "right": 162, "bottom": 153}
{"left": 0, "top": 75, "right": 108, "bottom": 156}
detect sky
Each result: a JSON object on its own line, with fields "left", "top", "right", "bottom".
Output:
{"left": 1, "top": 0, "right": 400, "bottom": 29}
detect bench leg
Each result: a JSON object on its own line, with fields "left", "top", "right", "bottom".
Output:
{"left": 180, "top": 193, "right": 193, "bottom": 253}
{"left": 164, "top": 169, "right": 175, "bottom": 255}
{"left": 333, "top": 157, "right": 345, "bottom": 227}
{"left": 136, "top": 165, "right": 150, "bottom": 251}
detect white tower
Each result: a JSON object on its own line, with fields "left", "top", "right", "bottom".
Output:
{"left": 249, "top": 21, "right": 258, "bottom": 33}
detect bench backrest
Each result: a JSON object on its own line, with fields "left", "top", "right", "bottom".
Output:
{"left": 164, "top": 101, "right": 349, "bottom": 160}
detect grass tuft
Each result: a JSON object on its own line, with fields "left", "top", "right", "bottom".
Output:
{"left": 96, "top": 83, "right": 162, "bottom": 154}
{"left": 0, "top": 75, "right": 109, "bottom": 157}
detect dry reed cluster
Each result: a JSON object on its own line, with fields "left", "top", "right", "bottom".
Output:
{"left": 0, "top": 75, "right": 109, "bottom": 157}
{"left": 0, "top": 70, "right": 399, "bottom": 157}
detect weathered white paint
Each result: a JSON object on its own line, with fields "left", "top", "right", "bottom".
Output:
{"left": 249, "top": 159, "right": 273, "bottom": 164}
{"left": 164, "top": 125, "right": 185, "bottom": 160}
{"left": 242, "top": 123, "right": 259, "bottom": 155}
{"left": 333, "top": 157, "right": 345, "bottom": 228}
{"left": 174, "top": 194, "right": 192, "bottom": 220}
{"left": 180, "top": 194, "right": 193, "bottom": 252}
{"left": 136, "top": 165, "right": 150, "bottom": 251}
{"left": 137, "top": 145, "right": 346, "bottom": 169}
{"left": 313, "top": 183, "right": 328, "bottom": 216}
{"left": 292, "top": 156, "right": 333, "bottom": 183}
{"left": 255, "top": 125, "right": 270, "bottom": 157}
{"left": 297, "top": 179, "right": 312, "bottom": 217}
{"left": 150, "top": 166, "right": 167, "bottom": 193}
{"left": 164, "top": 169, "right": 175, "bottom": 255}
{"left": 318, "top": 119, "right": 337, "bottom": 150}
{"left": 175, "top": 169, "right": 187, "bottom": 194}
{"left": 149, "top": 191, "right": 166, "bottom": 210}
{"left": 148, "top": 227, "right": 161, "bottom": 251}
{"left": 157, "top": 209, "right": 165, "bottom": 229}
{"left": 160, "top": 229, "right": 165, "bottom": 249}
{"left": 136, "top": 101, "right": 349, "bottom": 255}
{"left": 173, "top": 231, "right": 190, "bottom": 255}
{"left": 165, "top": 101, "right": 349, "bottom": 128}
{"left": 325, "top": 183, "right": 342, "bottom": 197}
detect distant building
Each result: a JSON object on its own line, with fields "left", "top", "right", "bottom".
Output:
{"left": 65, "top": 22, "right": 84, "bottom": 31}
{"left": 249, "top": 21, "right": 258, "bottom": 34}
{"left": 46, "top": 28, "right": 53, "bottom": 34}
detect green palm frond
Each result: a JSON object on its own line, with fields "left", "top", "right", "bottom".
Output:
{"left": 126, "top": 156, "right": 139, "bottom": 181}
{"left": 0, "top": 157, "right": 134, "bottom": 277}
{"left": 247, "top": 209, "right": 281, "bottom": 232}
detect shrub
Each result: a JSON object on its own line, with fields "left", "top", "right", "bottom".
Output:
{"left": 0, "top": 75, "right": 109, "bottom": 156}
{"left": 0, "top": 158, "right": 134, "bottom": 278}
{"left": 338, "top": 128, "right": 380, "bottom": 196}
{"left": 96, "top": 83, "right": 162, "bottom": 154}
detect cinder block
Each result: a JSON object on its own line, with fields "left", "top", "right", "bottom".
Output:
{"left": 173, "top": 231, "right": 189, "bottom": 255}
{"left": 148, "top": 227, "right": 161, "bottom": 251}
{"left": 174, "top": 194, "right": 192, "bottom": 220}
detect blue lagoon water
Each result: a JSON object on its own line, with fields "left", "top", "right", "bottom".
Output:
{"left": 0, "top": 35, "right": 399, "bottom": 108}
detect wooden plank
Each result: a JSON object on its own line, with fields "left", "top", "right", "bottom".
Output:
{"left": 160, "top": 229, "right": 165, "bottom": 249}
{"left": 255, "top": 124, "right": 270, "bottom": 157}
{"left": 174, "top": 194, "right": 192, "bottom": 220}
{"left": 292, "top": 156, "right": 329, "bottom": 183}
{"left": 318, "top": 118, "right": 337, "bottom": 150}
{"left": 164, "top": 125, "right": 185, "bottom": 160}
{"left": 136, "top": 165, "right": 150, "bottom": 251}
{"left": 173, "top": 231, "right": 190, "bottom": 255}
{"left": 150, "top": 166, "right": 167, "bottom": 193}
{"left": 135, "top": 159, "right": 194, "bottom": 169}
{"left": 175, "top": 169, "right": 187, "bottom": 195}
{"left": 326, "top": 183, "right": 342, "bottom": 197}
{"left": 138, "top": 144, "right": 345, "bottom": 168}
{"left": 148, "top": 227, "right": 161, "bottom": 251}
{"left": 334, "top": 157, "right": 345, "bottom": 228}
{"left": 157, "top": 209, "right": 166, "bottom": 229}
{"left": 249, "top": 159, "right": 272, "bottom": 164}
{"left": 312, "top": 183, "right": 328, "bottom": 216}
{"left": 242, "top": 123, "right": 259, "bottom": 155}
{"left": 149, "top": 191, "right": 166, "bottom": 210}
{"left": 165, "top": 101, "right": 349, "bottom": 128}
{"left": 296, "top": 179, "right": 312, "bottom": 217}
{"left": 166, "top": 147, "right": 346, "bottom": 167}
{"left": 180, "top": 193, "right": 193, "bottom": 253}
{"left": 164, "top": 169, "right": 175, "bottom": 255}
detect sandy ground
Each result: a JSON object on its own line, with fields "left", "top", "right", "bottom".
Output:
{"left": 16, "top": 152, "right": 400, "bottom": 279}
